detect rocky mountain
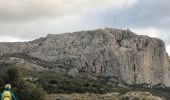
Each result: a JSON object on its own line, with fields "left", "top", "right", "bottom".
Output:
{"left": 0, "top": 28, "right": 170, "bottom": 87}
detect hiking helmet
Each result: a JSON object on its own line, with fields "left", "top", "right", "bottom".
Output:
{"left": 5, "top": 84, "right": 11, "bottom": 89}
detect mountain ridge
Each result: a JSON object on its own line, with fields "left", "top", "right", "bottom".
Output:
{"left": 0, "top": 28, "right": 170, "bottom": 87}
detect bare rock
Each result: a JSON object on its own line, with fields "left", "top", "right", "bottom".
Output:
{"left": 67, "top": 68, "right": 79, "bottom": 77}
{"left": 0, "top": 28, "right": 170, "bottom": 87}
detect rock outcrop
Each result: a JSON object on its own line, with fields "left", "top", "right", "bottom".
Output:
{"left": 67, "top": 68, "right": 79, "bottom": 77}
{"left": 0, "top": 28, "right": 170, "bottom": 87}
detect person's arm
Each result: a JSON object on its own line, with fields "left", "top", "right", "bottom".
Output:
{"left": 10, "top": 92, "right": 16, "bottom": 100}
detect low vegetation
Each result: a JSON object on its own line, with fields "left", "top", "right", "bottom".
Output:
{"left": 0, "top": 62, "right": 168, "bottom": 100}
{"left": 0, "top": 63, "right": 46, "bottom": 100}
{"left": 46, "top": 92, "right": 164, "bottom": 100}
{"left": 19, "top": 68, "right": 128, "bottom": 94}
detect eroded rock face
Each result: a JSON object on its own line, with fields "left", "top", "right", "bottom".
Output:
{"left": 0, "top": 28, "right": 170, "bottom": 87}
{"left": 67, "top": 68, "right": 79, "bottom": 77}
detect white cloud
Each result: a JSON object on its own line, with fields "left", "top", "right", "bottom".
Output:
{"left": 0, "top": 0, "right": 138, "bottom": 40}
{"left": 0, "top": 36, "right": 25, "bottom": 42}
{"left": 0, "top": 0, "right": 137, "bottom": 21}
{"left": 132, "top": 28, "right": 160, "bottom": 38}
{"left": 166, "top": 45, "right": 170, "bottom": 56}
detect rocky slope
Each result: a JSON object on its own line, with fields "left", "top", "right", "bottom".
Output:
{"left": 0, "top": 28, "right": 170, "bottom": 87}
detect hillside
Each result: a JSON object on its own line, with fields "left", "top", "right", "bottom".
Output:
{"left": 0, "top": 28, "right": 170, "bottom": 86}
{"left": 0, "top": 28, "right": 170, "bottom": 99}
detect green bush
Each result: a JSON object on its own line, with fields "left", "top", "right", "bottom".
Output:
{"left": 17, "top": 81, "right": 46, "bottom": 100}
{"left": 0, "top": 64, "right": 46, "bottom": 100}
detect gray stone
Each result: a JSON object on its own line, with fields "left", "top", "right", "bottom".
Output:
{"left": 67, "top": 68, "right": 79, "bottom": 77}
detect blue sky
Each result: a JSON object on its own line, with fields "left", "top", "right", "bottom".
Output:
{"left": 0, "top": 0, "right": 170, "bottom": 54}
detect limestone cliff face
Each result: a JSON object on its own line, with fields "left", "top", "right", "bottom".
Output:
{"left": 0, "top": 28, "right": 170, "bottom": 87}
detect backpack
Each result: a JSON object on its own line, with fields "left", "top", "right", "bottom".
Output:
{"left": 1, "top": 91, "right": 11, "bottom": 100}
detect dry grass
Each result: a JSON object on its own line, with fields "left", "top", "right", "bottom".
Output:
{"left": 45, "top": 92, "right": 165, "bottom": 100}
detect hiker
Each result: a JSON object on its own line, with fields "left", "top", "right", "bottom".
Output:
{"left": 1, "top": 84, "right": 16, "bottom": 100}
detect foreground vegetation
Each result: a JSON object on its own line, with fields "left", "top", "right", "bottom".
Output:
{"left": 0, "top": 63, "right": 169, "bottom": 100}
{"left": 46, "top": 92, "right": 164, "bottom": 100}
{"left": 0, "top": 63, "right": 46, "bottom": 100}
{"left": 19, "top": 68, "right": 128, "bottom": 94}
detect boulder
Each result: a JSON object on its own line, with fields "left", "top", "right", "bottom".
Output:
{"left": 67, "top": 68, "right": 79, "bottom": 77}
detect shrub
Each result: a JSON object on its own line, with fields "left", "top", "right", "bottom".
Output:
{"left": 0, "top": 64, "right": 46, "bottom": 100}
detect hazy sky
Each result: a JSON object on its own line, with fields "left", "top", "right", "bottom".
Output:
{"left": 0, "top": 0, "right": 170, "bottom": 54}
